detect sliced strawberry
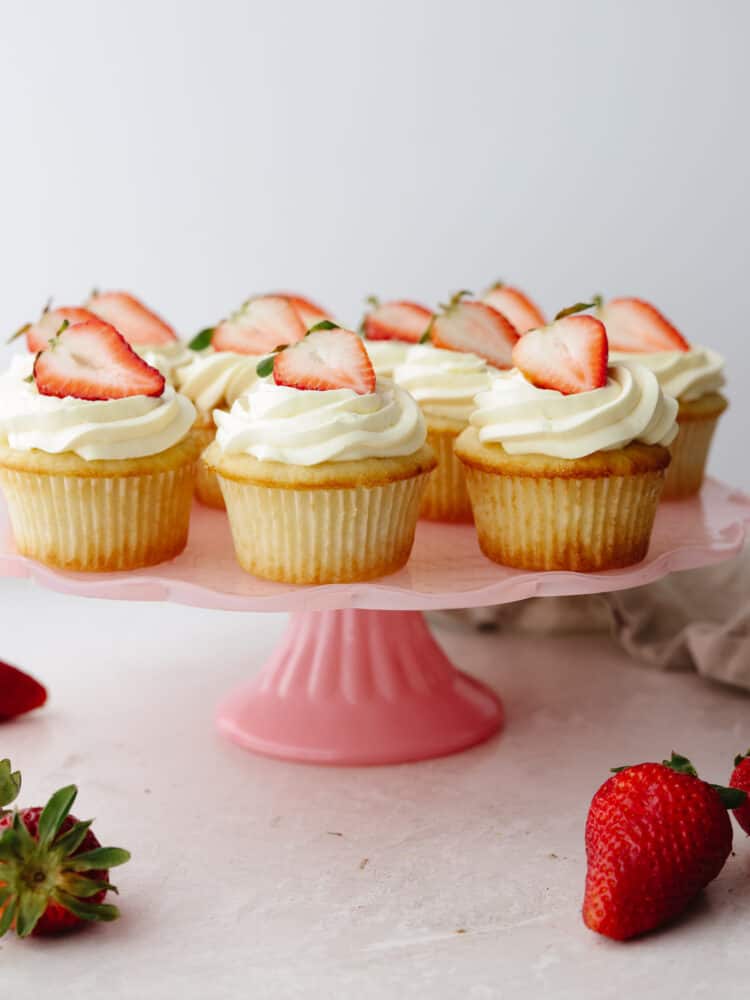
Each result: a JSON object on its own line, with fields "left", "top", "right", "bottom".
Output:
{"left": 22, "top": 306, "right": 98, "bottom": 353}
{"left": 482, "top": 283, "right": 546, "bottom": 335}
{"left": 33, "top": 319, "right": 166, "bottom": 401}
{"left": 87, "top": 291, "right": 178, "bottom": 346}
{"left": 363, "top": 300, "right": 433, "bottom": 343}
{"left": 598, "top": 297, "right": 690, "bottom": 352}
{"left": 271, "top": 293, "right": 333, "bottom": 330}
{"left": 213, "top": 296, "right": 306, "bottom": 355}
{"left": 512, "top": 314, "right": 608, "bottom": 394}
{"left": 431, "top": 297, "right": 519, "bottom": 368}
{"left": 0, "top": 661, "right": 47, "bottom": 720}
{"left": 273, "top": 327, "right": 375, "bottom": 395}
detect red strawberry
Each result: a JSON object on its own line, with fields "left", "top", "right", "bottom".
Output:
{"left": 362, "top": 299, "right": 433, "bottom": 343}
{"left": 87, "top": 291, "right": 178, "bottom": 346}
{"left": 0, "top": 661, "right": 47, "bottom": 720}
{"left": 512, "top": 309, "right": 608, "bottom": 394}
{"left": 212, "top": 296, "right": 306, "bottom": 355}
{"left": 729, "top": 751, "right": 750, "bottom": 834}
{"left": 33, "top": 319, "right": 166, "bottom": 401}
{"left": 273, "top": 326, "right": 375, "bottom": 395}
{"left": 272, "top": 293, "right": 333, "bottom": 330}
{"left": 482, "top": 282, "right": 546, "bottom": 335}
{"left": 597, "top": 297, "right": 690, "bottom": 353}
{"left": 10, "top": 306, "right": 99, "bottom": 354}
{"left": 431, "top": 293, "right": 519, "bottom": 368}
{"left": 583, "top": 753, "right": 744, "bottom": 941}
{"left": 0, "top": 760, "right": 130, "bottom": 937}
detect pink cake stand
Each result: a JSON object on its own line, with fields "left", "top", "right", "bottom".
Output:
{"left": 1, "top": 479, "right": 748, "bottom": 766}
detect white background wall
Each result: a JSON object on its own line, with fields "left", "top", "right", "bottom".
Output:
{"left": 1, "top": 0, "right": 748, "bottom": 486}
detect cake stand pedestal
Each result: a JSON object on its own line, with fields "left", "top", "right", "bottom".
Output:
{"left": 216, "top": 608, "right": 503, "bottom": 765}
{"left": 1, "top": 478, "right": 748, "bottom": 766}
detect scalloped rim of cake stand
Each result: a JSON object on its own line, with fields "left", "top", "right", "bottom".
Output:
{"left": 0, "top": 477, "right": 748, "bottom": 614}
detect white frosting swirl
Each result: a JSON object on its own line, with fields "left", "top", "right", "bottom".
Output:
{"left": 135, "top": 341, "right": 195, "bottom": 382}
{"left": 608, "top": 346, "right": 725, "bottom": 402}
{"left": 175, "top": 350, "right": 261, "bottom": 414}
{"left": 0, "top": 353, "right": 196, "bottom": 460}
{"left": 214, "top": 378, "right": 426, "bottom": 465}
{"left": 471, "top": 362, "right": 678, "bottom": 459}
{"left": 393, "top": 344, "right": 494, "bottom": 421}
{"left": 364, "top": 339, "right": 411, "bottom": 378}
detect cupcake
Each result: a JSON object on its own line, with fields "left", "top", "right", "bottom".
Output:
{"left": 597, "top": 297, "right": 726, "bottom": 499}
{"left": 0, "top": 319, "right": 198, "bottom": 571}
{"left": 177, "top": 294, "right": 311, "bottom": 507}
{"left": 455, "top": 308, "right": 677, "bottom": 571}
{"left": 361, "top": 298, "right": 434, "bottom": 377}
{"left": 203, "top": 326, "right": 436, "bottom": 584}
{"left": 393, "top": 292, "right": 519, "bottom": 521}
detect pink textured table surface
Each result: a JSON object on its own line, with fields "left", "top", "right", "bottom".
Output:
{"left": 0, "top": 478, "right": 748, "bottom": 612}
{"left": 2, "top": 583, "right": 750, "bottom": 999}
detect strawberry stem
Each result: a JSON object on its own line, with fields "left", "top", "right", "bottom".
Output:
{"left": 554, "top": 301, "right": 596, "bottom": 321}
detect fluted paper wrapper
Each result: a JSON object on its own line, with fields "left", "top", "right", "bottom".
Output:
{"left": 217, "top": 474, "right": 431, "bottom": 584}
{"left": 462, "top": 468, "right": 665, "bottom": 571}
{"left": 192, "top": 425, "right": 225, "bottom": 509}
{"left": 662, "top": 414, "right": 720, "bottom": 500}
{"left": 420, "top": 427, "right": 473, "bottom": 522}
{"left": 0, "top": 463, "right": 196, "bottom": 571}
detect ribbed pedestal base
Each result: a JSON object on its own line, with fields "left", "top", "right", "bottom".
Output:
{"left": 216, "top": 609, "right": 504, "bottom": 765}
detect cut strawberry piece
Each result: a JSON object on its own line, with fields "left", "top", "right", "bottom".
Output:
{"left": 271, "top": 293, "right": 333, "bottom": 330}
{"left": 512, "top": 314, "right": 608, "bottom": 394}
{"left": 431, "top": 297, "right": 519, "bottom": 368}
{"left": 33, "top": 319, "right": 166, "bottom": 401}
{"left": 482, "top": 283, "right": 546, "bottom": 335}
{"left": 213, "top": 296, "right": 306, "bottom": 355}
{"left": 363, "top": 300, "right": 433, "bottom": 343}
{"left": 87, "top": 291, "right": 178, "bottom": 346}
{"left": 0, "top": 661, "right": 47, "bottom": 720}
{"left": 273, "top": 327, "right": 375, "bottom": 395}
{"left": 22, "top": 306, "right": 98, "bottom": 354}
{"left": 598, "top": 297, "right": 690, "bottom": 353}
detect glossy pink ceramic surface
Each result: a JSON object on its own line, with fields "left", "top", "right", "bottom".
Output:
{"left": 217, "top": 609, "right": 504, "bottom": 765}
{"left": 0, "top": 478, "right": 747, "bottom": 613}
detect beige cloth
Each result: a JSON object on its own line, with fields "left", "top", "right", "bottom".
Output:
{"left": 444, "top": 546, "right": 750, "bottom": 690}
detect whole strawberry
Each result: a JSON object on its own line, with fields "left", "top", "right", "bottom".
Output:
{"left": 729, "top": 750, "right": 750, "bottom": 834}
{"left": 0, "top": 759, "right": 130, "bottom": 937}
{"left": 583, "top": 752, "right": 745, "bottom": 941}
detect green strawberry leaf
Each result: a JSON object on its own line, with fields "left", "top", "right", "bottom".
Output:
{"left": 188, "top": 327, "right": 215, "bottom": 351}
{"left": 60, "top": 874, "right": 118, "bottom": 898}
{"left": 15, "top": 893, "right": 48, "bottom": 939}
{"left": 662, "top": 752, "right": 698, "bottom": 777}
{"left": 712, "top": 785, "right": 747, "bottom": 810}
{"left": 256, "top": 355, "right": 276, "bottom": 378}
{"left": 52, "top": 819, "right": 93, "bottom": 858}
{"left": 37, "top": 784, "right": 77, "bottom": 850}
{"left": 6, "top": 322, "right": 30, "bottom": 345}
{"left": 554, "top": 301, "right": 596, "bottom": 321}
{"left": 0, "top": 759, "right": 21, "bottom": 809}
{"left": 67, "top": 846, "right": 131, "bottom": 870}
{"left": 306, "top": 319, "right": 339, "bottom": 333}
{"left": 0, "top": 898, "right": 17, "bottom": 937}
{"left": 54, "top": 891, "right": 120, "bottom": 923}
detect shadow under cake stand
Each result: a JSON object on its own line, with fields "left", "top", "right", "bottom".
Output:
{"left": 1, "top": 478, "right": 748, "bottom": 766}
